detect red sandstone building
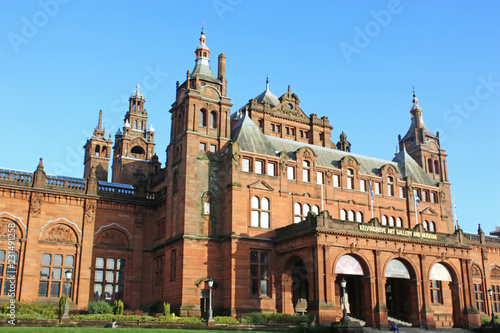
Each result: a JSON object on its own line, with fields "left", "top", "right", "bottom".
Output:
{"left": 0, "top": 29, "right": 499, "bottom": 329}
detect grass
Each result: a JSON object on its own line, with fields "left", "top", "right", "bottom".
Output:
{"left": 0, "top": 329, "right": 276, "bottom": 333}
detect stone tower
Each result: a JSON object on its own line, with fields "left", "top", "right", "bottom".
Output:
{"left": 83, "top": 110, "right": 113, "bottom": 181}
{"left": 112, "top": 84, "right": 156, "bottom": 184}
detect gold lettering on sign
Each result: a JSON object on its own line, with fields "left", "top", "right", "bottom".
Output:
{"left": 358, "top": 225, "right": 437, "bottom": 240}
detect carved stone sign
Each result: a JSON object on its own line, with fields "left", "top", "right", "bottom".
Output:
{"left": 358, "top": 225, "right": 437, "bottom": 240}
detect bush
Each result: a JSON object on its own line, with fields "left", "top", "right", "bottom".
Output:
{"left": 59, "top": 294, "right": 66, "bottom": 318}
{"left": 240, "top": 312, "right": 312, "bottom": 325}
{"left": 113, "top": 300, "right": 124, "bottom": 315}
{"left": 87, "top": 300, "right": 113, "bottom": 314}
{"left": 214, "top": 316, "right": 240, "bottom": 325}
{"left": 163, "top": 302, "right": 171, "bottom": 317}
{"left": 0, "top": 301, "right": 58, "bottom": 319}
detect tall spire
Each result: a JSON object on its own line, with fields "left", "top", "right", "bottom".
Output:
{"left": 97, "top": 109, "right": 103, "bottom": 130}
{"left": 266, "top": 75, "right": 269, "bottom": 91}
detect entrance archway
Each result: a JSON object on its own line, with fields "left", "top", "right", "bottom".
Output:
{"left": 384, "top": 259, "right": 418, "bottom": 325}
{"left": 429, "top": 262, "right": 461, "bottom": 327}
{"left": 335, "top": 254, "right": 369, "bottom": 321}
{"left": 292, "top": 260, "right": 308, "bottom": 313}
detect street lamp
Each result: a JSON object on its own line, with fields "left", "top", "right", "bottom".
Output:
{"left": 488, "top": 289, "right": 499, "bottom": 326}
{"left": 207, "top": 278, "right": 215, "bottom": 325}
{"left": 61, "top": 269, "right": 72, "bottom": 320}
{"left": 340, "top": 278, "right": 349, "bottom": 322}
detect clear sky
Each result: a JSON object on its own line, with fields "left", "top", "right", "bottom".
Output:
{"left": 1, "top": 0, "right": 499, "bottom": 234}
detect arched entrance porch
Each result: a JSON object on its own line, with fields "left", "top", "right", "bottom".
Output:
{"left": 280, "top": 256, "right": 310, "bottom": 315}
{"left": 429, "top": 262, "right": 461, "bottom": 328}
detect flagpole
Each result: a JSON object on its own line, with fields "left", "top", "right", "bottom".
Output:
{"left": 370, "top": 182, "right": 374, "bottom": 219}
{"left": 414, "top": 194, "right": 419, "bottom": 226}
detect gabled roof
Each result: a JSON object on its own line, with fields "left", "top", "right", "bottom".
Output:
{"left": 392, "top": 149, "right": 436, "bottom": 186}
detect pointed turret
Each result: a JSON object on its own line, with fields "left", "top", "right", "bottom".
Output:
{"left": 253, "top": 77, "right": 280, "bottom": 107}
{"left": 83, "top": 110, "right": 113, "bottom": 181}
{"left": 190, "top": 27, "right": 219, "bottom": 84}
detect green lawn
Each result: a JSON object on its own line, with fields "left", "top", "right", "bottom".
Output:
{"left": 0, "top": 328, "right": 279, "bottom": 333}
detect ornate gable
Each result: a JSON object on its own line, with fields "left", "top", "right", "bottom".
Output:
{"left": 248, "top": 180, "right": 274, "bottom": 191}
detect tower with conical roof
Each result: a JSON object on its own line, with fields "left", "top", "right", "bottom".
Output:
{"left": 111, "top": 84, "right": 156, "bottom": 184}
{"left": 398, "top": 90, "right": 448, "bottom": 182}
{"left": 83, "top": 110, "right": 113, "bottom": 181}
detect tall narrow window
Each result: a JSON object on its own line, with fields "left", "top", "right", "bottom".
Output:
{"left": 154, "top": 257, "right": 163, "bottom": 286}
{"left": 430, "top": 280, "right": 442, "bottom": 303}
{"left": 93, "top": 256, "right": 124, "bottom": 301}
{"left": 39, "top": 253, "right": 74, "bottom": 298}
{"left": 428, "top": 159, "right": 433, "bottom": 173}
{"left": 210, "top": 111, "right": 217, "bottom": 129}
{"left": 429, "top": 221, "right": 435, "bottom": 232}
{"left": 303, "top": 204, "right": 311, "bottom": 216}
{"left": 317, "top": 172, "right": 323, "bottom": 185}
{"left": 312, "top": 205, "right": 320, "bottom": 214}
{"left": 389, "top": 216, "right": 395, "bottom": 227}
{"left": 251, "top": 196, "right": 270, "bottom": 228}
{"left": 492, "top": 285, "right": 500, "bottom": 312}
{"left": 473, "top": 284, "right": 485, "bottom": 312}
{"left": 294, "top": 203, "right": 302, "bottom": 223}
{"left": 347, "top": 169, "right": 354, "bottom": 189}
{"left": 170, "top": 250, "right": 177, "bottom": 281}
{"left": 302, "top": 160, "right": 310, "bottom": 182}
{"left": 199, "top": 110, "right": 207, "bottom": 127}
{"left": 381, "top": 215, "right": 388, "bottom": 226}
{"left": 396, "top": 217, "right": 403, "bottom": 228}
{"left": 387, "top": 177, "right": 394, "bottom": 196}
{"left": 359, "top": 180, "right": 366, "bottom": 192}
{"left": 242, "top": 158, "right": 250, "bottom": 172}
{"left": 356, "top": 212, "right": 363, "bottom": 223}
{"left": 250, "top": 251, "right": 269, "bottom": 297}
{"left": 287, "top": 166, "right": 295, "bottom": 180}
{"left": 333, "top": 175, "right": 340, "bottom": 188}
{"left": 267, "top": 163, "right": 276, "bottom": 176}
{"left": 374, "top": 182, "right": 381, "bottom": 194}
{"left": 434, "top": 160, "right": 440, "bottom": 174}
{"left": 0, "top": 250, "right": 17, "bottom": 296}
{"left": 399, "top": 187, "right": 405, "bottom": 198}
{"left": 340, "top": 209, "right": 347, "bottom": 220}
{"left": 255, "top": 160, "right": 263, "bottom": 174}
{"left": 348, "top": 210, "right": 355, "bottom": 221}
{"left": 423, "top": 220, "right": 429, "bottom": 231}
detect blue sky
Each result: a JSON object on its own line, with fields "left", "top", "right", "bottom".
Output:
{"left": 1, "top": 0, "right": 499, "bottom": 234}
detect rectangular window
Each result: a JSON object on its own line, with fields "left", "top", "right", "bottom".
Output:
{"left": 250, "top": 251, "right": 269, "bottom": 297}
{"left": 1, "top": 250, "right": 18, "bottom": 296}
{"left": 155, "top": 257, "right": 163, "bottom": 286}
{"left": 430, "top": 192, "right": 436, "bottom": 203}
{"left": 493, "top": 285, "right": 500, "bottom": 313}
{"left": 347, "top": 177, "right": 353, "bottom": 190}
{"left": 200, "top": 142, "right": 206, "bottom": 151}
{"left": 287, "top": 166, "right": 295, "bottom": 180}
{"left": 360, "top": 180, "right": 366, "bottom": 192}
{"left": 170, "top": 250, "right": 177, "bottom": 281}
{"left": 333, "top": 175, "right": 340, "bottom": 188}
{"left": 374, "top": 182, "right": 381, "bottom": 194}
{"left": 267, "top": 163, "right": 276, "bottom": 176}
{"left": 422, "top": 191, "right": 427, "bottom": 202}
{"left": 473, "top": 283, "right": 485, "bottom": 312}
{"left": 317, "top": 172, "right": 323, "bottom": 185}
{"left": 430, "top": 280, "right": 442, "bottom": 304}
{"left": 242, "top": 158, "right": 250, "bottom": 172}
{"left": 92, "top": 256, "right": 124, "bottom": 301}
{"left": 39, "top": 253, "right": 74, "bottom": 298}
{"left": 303, "top": 169, "right": 309, "bottom": 182}
{"left": 210, "top": 144, "right": 216, "bottom": 153}
{"left": 255, "top": 160, "right": 263, "bottom": 174}
{"left": 399, "top": 187, "right": 405, "bottom": 198}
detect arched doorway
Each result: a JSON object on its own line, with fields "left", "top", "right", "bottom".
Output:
{"left": 335, "top": 254, "right": 368, "bottom": 321}
{"left": 385, "top": 259, "right": 418, "bottom": 325}
{"left": 429, "top": 262, "right": 461, "bottom": 328}
{"left": 292, "top": 260, "right": 308, "bottom": 313}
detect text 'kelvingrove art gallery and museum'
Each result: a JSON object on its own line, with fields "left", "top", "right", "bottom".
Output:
{"left": 0, "top": 29, "right": 499, "bottom": 329}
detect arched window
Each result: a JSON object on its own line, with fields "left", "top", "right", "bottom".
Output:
{"left": 396, "top": 217, "right": 403, "bottom": 228}
{"left": 428, "top": 159, "right": 433, "bottom": 173}
{"left": 429, "top": 221, "right": 435, "bottom": 232}
{"left": 210, "top": 111, "right": 217, "bottom": 129}
{"left": 134, "top": 120, "right": 138, "bottom": 129}
{"left": 131, "top": 146, "right": 145, "bottom": 158}
{"left": 387, "top": 176, "right": 394, "bottom": 196}
{"left": 302, "top": 160, "right": 310, "bottom": 182}
{"left": 381, "top": 215, "right": 388, "bottom": 226}
{"left": 348, "top": 210, "right": 355, "bottom": 221}
{"left": 356, "top": 211, "right": 363, "bottom": 223}
{"left": 312, "top": 205, "right": 320, "bottom": 215}
{"left": 340, "top": 209, "right": 347, "bottom": 221}
{"left": 101, "top": 146, "right": 107, "bottom": 158}
{"left": 199, "top": 110, "right": 207, "bottom": 127}
{"left": 389, "top": 216, "right": 395, "bottom": 227}
{"left": 251, "top": 196, "right": 270, "bottom": 228}
{"left": 294, "top": 203, "right": 302, "bottom": 223}
{"left": 434, "top": 160, "right": 440, "bottom": 174}
{"left": 139, "top": 121, "right": 143, "bottom": 130}
{"left": 347, "top": 168, "right": 354, "bottom": 189}
{"left": 303, "top": 204, "right": 311, "bottom": 216}
{"left": 95, "top": 145, "right": 100, "bottom": 156}
{"left": 423, "top": 220, "right": 428, "bottom": 231}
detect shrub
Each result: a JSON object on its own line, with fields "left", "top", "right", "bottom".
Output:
{"left": 0, "top": 301, "right": 58, "bottom": 319}
{"left": 163, "top": 302, "right": 171, "bottom": 317}
{"left": 87, "top": 300, "right": 113, "bottom": 314}
{"left": 59, "top": 294, "right": 66, "bottom": 318}
{"left": 240, "top": 312, "right": 312, "bottom": 325}
{"left": 113, "top": 300, "right": 124, "bottom": 315}
{"left": 214, "top": 316, "right": 240, "bottom": 325}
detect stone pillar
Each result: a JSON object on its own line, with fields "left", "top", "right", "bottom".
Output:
{"left": 373, "top": 250, "right": 388, "bottom": 329}
{"left": 419, "top": 254, "right": 436, "bottom": 329}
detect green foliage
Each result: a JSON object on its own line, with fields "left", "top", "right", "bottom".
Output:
{"left": 480, "top": 314, "right": 499, "bottom": 325}
{"left": 59, "top": 294, "right": 67, "bottom": 318}
{"left": 163, "top": 302, "right": 171, "bottom": 317}
{"left": 0, "top": 301, "right": 58, "bottom": 319}
{"left": 113, "top": 300, "right": 124, "bottom": 315}
{"left": 214, "top": 316, "right": 240, "bottom": 325}
{"left": 87, "top": 300, "right": 113, "bottom": 314}
{"left": 240, "top": 312, "right": 312, "bottom": 325}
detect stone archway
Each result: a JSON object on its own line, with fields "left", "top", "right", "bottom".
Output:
{"left": 429, "top": 262, "right": 461, "bottom": 328}
{"left": 280, "top": 255, "right": 310, "bottom": 315}
{"left": 384, "top": 258, "right": 418, "bottom": 325}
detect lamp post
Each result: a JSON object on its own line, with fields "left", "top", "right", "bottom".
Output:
{"left": 61, "top": 269, "right": 72, "bottom": 321}
{"left": 341, "top": 278, "right": 349, "bottom": 322}
{"left": 207, "top": 278, "right": 215, "bottom": 326}
{"left": 488, "top": 289, "right": 499, "bottom": 326}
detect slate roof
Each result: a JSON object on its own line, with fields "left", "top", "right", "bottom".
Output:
{"left": 232, "top": 113, "right": 437, "bottom": 187}
{"left": 402, "top": 116, "right": 437, "bottom": 141}
{"left": 191, "top": 60, "right": 220, "bottom": 84}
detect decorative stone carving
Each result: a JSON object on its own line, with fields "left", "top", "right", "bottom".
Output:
{"left": 30, "top": 192, "right": 43, "bottom": 218}
{"left": 492, "top": 266, "right": 500, "bottom": 278}
{"left": 304, "top": 149, "right": 311, "bottom": 159}
{"left": 0, "top": 218, "right": 19, "bottom": 238}
{"left": 95, "top": 229, "right": 128, "bottom": 248}
{"left": 84, "top": 199, "right": 97, "bottom": 224}
{"left": 471, "top": 264, "right": 481, "bottom": 276}
{"left": 482, "top": 248, "right": 489, "bottom": 261}
{"left": 44, "top": 224, "right": 76, "bottom": 243}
